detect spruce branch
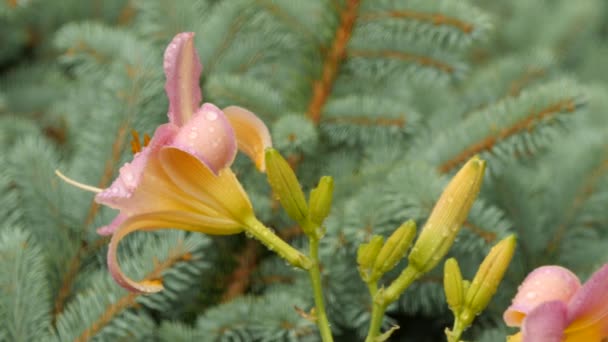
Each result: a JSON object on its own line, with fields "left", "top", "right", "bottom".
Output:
{"left": 545, "top": 144, "right": 608, "bottom": 255}
{"left": 348, "top": 49, "right": 455, "bottom": 74}
{"left": 438, "top": 98, "right": 577, "bottom": 173}
{"left": 361, "top": 10, "right": 473, "bottom": 34}
{"left": 307, "top": 0, "right": 361, "bottom": 124}
{"left": 74, "top": 247, "right": 194, "bottom": 342}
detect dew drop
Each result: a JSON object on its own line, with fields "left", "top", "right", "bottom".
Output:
{"left": 526, "top": 291, "right": 537, "bottom": 299}
{"left": 205, "top": 111, "right": 218, "bottom": 121}
{"left": 189, "top": 132, "right": 198, "bottom": 139}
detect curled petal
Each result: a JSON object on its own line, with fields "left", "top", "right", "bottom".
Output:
{"left": 223, "top": 106, "right": 272, "bottom": 171}
{"left": 164, "top": 32, "right": 203, "bottom": 126}
{"left": 97, "top": 213, "right": 127, "bottom": 236}
{"left": 96, "top": 123, "right": 178, "bottom": 208}
{"left": 565, "top": 264, "right": 608, "bottom": 337}
{"left": 160, "top": 147, "right": 253, "bottom": 224}
{"left": 108, "top": 211, "right": 243, "bottom": 293}
{"left": 521, "top": 301, "right": 567, "bottom": 342}
{"left": 504, "top": 266, "right": 580, "bottom": 327}
{"left": 170, "top": 103, "right": 237, "bottom": 174}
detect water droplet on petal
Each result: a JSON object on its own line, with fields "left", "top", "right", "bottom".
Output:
{"left": 205, "top": 111, "right": 218, "bottom": 121}
{"left": 189, "top": 132, "right": 198, "bottom": 139}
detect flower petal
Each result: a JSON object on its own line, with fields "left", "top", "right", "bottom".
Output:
{"left": 164, "top": 32, "right": 203, "bottom": 126}
{"left": 223, "top": 106, "right": 272, "bottom": 171}
{"left": 108, "top": 211, "right": 244, "bottom": 293}
{"left": 504, "top": 266, "right": 580, "bottom": 327}
{"left": 521, "top": 301, "right": 567, "bottom": 342}
{"left": 565, "top": 264, "right": 608, "bottom": 338}
{"left": 97, "top": 213, "right": 127, "bottom": 236}
{"left": 160, "top": 147, "right": 253, "bottom": 224}
{"left": 96, "top": 123, "right": 178, "bottom": 207}
{"left": 170, "top": 103, "right": 237, "bottom": 174}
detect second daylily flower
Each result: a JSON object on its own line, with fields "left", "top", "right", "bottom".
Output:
{"left": 58, "top": 32, "right": 272, "bottom": 293}
{"left": 504, "top": 264, "right": 608, "bottom": 341}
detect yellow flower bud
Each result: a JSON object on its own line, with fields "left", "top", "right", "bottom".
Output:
{"left": 372, "top": 220, "right": 417, "bottom": 278}
{"left": 309, "top": 176, "right": 334, "bottom": 227}
{"left": 408, "top": 156, "right": 486, "bottom": 274}
{"left": 265, "top": 148, "right": 309, "bottom": 227}
{"left": 357, "top": 235, "right": 384, "bottom": 282}
{"left": 462, "top": 235, "right": 516, "bottom": 322}
{"left": 443, "top": 258, "right": 464, "bottom": 314}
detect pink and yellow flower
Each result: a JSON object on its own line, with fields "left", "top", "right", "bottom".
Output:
{"left": 504, "top": 264, "right": 608, "bottom": 342}
{"left": 57, "top": 32, "right": 271, "bottom": 293}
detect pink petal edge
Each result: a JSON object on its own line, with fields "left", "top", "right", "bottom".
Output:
{"left": 97, "top": 213, "right": 128, "bottom": 236}
{"left": 164, "top": 32, "right": 203, "bottom": 127}
{"left": 504, "top": 265, "right": 580, "bottom": 327}
{"left": 95, "top": 124, "right": 178, "bottom": 209}
{"left": 521, "top": 301, "right": 568, "bottom": 342}
{"left": 169, "top": 103, "right": 237, "bottom": 174}
{"left": 566, "top": 264, "right": 608, "bottom": 326}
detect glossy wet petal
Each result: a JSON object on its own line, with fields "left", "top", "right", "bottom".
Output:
{"left": 504, "top": 266, "right": 580, "bottom": 327}
{"left": 170, "top": 103, "right": 237, "bottom": 174}
{"left": 223, "top": 106, "right": 272, "bottom": 171}
{"left": 108, "top": 211, "right": 243, "bottom": 293}
{"left": 521, "top": 301, "right": 567, "bottom": 342}
{"left": 96, "top": 123, "right": 178, "bottom": 208}
{"left": 164, "top": 32, "right": 203, "bottom": 126}
{"left": 565, "top": 264, "right": 608, "bottom": 339}
{"left": 160, "top": 147, "right": 253, "bottom": 224}
{"left": 97, "top": 213, "right": 128, "bottom": 236}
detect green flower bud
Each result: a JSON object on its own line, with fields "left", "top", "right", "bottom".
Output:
{"left": 443, "top": 258, "right": 464, "bottom": 314}
{"left": 408, "top": 156, "right": 486, "bottom": 274}
{"left": 357, "top": 235, "right": 384, "bottom": 282}
{"left": 462, "top": 235, "right": 516, "bottom": 323}
{"left": 309, "top": 176, "right": 334, "bottom": 226}
{"left": 265, "top": 148, "right": 309, "bottom": 227}
{"left": 372, "top": 220, "right": 417, "bottom": 278}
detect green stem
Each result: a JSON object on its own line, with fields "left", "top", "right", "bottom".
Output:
{"left": 308, "top": 237, "right": 334, "bottom": 342}
{"left": 244, "top": 216, "right": 312, "bottom": 269}
{"left": 446, "top": 317, "right": 465, "bottom": 342}
{"left": 365, "top": 266, "right": 420, "bottom": 341}
{"left": 365, "top": 289, "right": 387, "bottom": 342}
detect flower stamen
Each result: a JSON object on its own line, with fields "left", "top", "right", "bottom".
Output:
{"left": 130, "top": 130, "right": 151, "bottom": 154}
{"left": 55, "top": 170, "right": 103, "bottom": 193}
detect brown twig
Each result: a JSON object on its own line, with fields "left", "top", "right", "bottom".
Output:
{"left": 307, "top": 0, "right": 361, "bottom": 124}
{"left": 438, "top": 99, "right": 576, "bottom": 174}
{"left": 322, "top": 115, "right": 406, "bottom": 128}
{"left": 221, "top": 240, "right": 260, "bottom": 303}
{"left": 348, "top": 49, "right": 454, "bottom": 74}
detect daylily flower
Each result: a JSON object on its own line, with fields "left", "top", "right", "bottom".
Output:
{"left": 57, "top": 32, "right": 272, "bottom": 293}
{"left": 503, "top": 264, "right": 608, "bottom": 342}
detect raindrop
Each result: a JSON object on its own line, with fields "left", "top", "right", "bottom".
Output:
{"left": 205, "top": 111, "right": 218, "bottom": 121}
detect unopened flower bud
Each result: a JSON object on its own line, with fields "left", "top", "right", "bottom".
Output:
{"left": 463, "top": 235, "right": 516, "bottom": 323}
{"left": 372, "top": 220, "right": 417, "bottom": 278}
{"left": 265, "top": 148, "right": 309, "bottom": 227}
{"left": 408, "top": 156, "right": 486, "bottom": 274}
{"left": 357, "top": 235, "right": 384, "bottom": 282}
{"left": 443, "top": 258, "right": 464, "bottom": 314}
{"left": 309, "top": 176, "right": 334, "bottom": 226}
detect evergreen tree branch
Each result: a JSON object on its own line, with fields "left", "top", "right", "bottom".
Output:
{"left": 360, "top": 10, "right": 473, "bottom": 34}
{"left": 322, "top": 115, "right": 407, "bottom": 127}
{"left": 464, "top": 221, "right": 497, "bottom": 243}
{"left": 255, "top": 0, "right": 317, "bottom": 43}
{"left": 53, "top": 122, "right": 130, "bottom": 322}
{"left": 348, "top": 49, "right": 455, "bottom": 74}
{"left": 74, "top": 247, "right": 193, "bottom": 342}
{"left": 545, "top": 145, "right": 608, "bottom": 254}
{"left": 307, "top": 0, "right": 361, "bottom": 124}
{"left": 438, "top": 99, "right": 577, "bottom": 173}
{"left": 221, "top": 240, "right": 260, "bottom": 303}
